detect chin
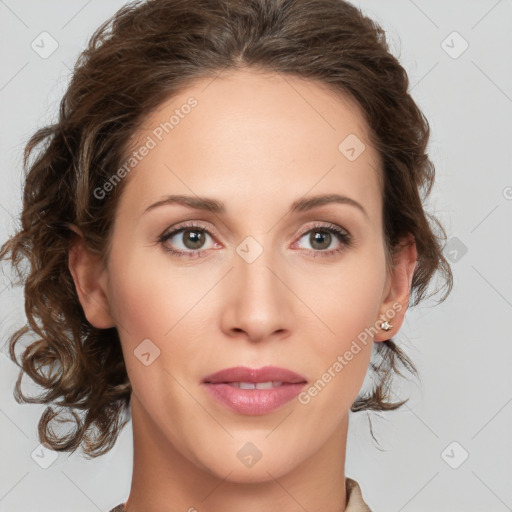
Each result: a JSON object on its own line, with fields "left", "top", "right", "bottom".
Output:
{"left": 193, "top": 440, "right": 308, "bottom": 484}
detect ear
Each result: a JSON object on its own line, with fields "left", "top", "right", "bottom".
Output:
{"left": 373, "top": 234, "right": 417, "bottom": 342}
{"left": 67, "top": 226, "right": 115, "bottom": 329}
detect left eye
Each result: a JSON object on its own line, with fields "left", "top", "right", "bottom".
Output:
{"left": 295, "top": 227, "right": 349, "bottom": 252}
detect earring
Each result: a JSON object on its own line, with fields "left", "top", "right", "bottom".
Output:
{"left": 379, "top": 320, "right": 392, "bottom": 331}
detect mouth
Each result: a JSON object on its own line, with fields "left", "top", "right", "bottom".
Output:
{"left": 201, "top": 365, "right": 308, "bottom": 415}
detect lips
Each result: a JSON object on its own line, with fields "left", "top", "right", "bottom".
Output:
{"left": 201, "top": 366, "right": 308, "bottom": 415}
{"left": 202, "top": 365, "right": 307, "bottom": 385}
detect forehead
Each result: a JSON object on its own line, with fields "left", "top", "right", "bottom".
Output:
{"left": 118, "top": 68, "right": 383, "bottom": 222}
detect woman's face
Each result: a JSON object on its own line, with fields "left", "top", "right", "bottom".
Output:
{"left": 78, "top": 68, "right": 409, "bottom": 482}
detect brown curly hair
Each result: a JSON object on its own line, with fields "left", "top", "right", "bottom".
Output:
{"left": 0, "top": 0, "right": 453, "bottom": 458}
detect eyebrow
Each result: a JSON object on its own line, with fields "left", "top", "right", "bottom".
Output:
{"left": 143, "top": 193, "right": 368, "bottom": 219}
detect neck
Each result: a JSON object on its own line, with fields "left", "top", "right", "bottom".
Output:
{"left": 124, "top": 394, "right": 348, "bottom": 512}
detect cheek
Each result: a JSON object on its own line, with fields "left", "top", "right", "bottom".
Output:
{"left": 104, "top": 251, "right": 177, "bottom": 394}
{"left": 107, "top": 244, "right": 202, "bottom": 340}
{"left": 109, "top": 267, "right": 169, "bottom": 340}
{"left": 295, "top": 250, "right": 386, "bottom": 395}
{"left": 106, "top": 247, "right": 218, "bottom": 381}
{"left": 297, "top": 248, "right": 386, "bottom": 343}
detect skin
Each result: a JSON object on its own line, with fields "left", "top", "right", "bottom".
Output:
{"left": 68, "top": 68, "right": 417, "bottom": 512}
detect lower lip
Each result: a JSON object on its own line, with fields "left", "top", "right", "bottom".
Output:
{"left": 202, "top": 383, "right": 307, "bottom": 415}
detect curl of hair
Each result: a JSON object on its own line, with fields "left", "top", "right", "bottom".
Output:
{"left": 0, "top": 0, "right": 453, "bottom": 457}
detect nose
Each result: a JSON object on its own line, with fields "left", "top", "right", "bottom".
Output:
{"left": 220, "top": 244, "right": 294, "bottom": 344}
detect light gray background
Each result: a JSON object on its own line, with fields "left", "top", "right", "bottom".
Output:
{"left": 1, "top": 1, "right": 511, "bottom": 511}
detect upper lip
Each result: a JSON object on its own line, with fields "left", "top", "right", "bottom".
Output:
{"left": 202, "top": 365, "right": 307, "bottom": 384}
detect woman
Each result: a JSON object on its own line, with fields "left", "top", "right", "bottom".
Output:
{"left": 0, "top": 0, "right": 453, "bottom": 510}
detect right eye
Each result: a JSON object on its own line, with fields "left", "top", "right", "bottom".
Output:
{"left": 159, "top": 222, "right": 219, "bottom": 258}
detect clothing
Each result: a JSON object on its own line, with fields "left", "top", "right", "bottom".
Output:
{"left": 108, "top": 477, "right": 371, "bottom": 511}
{"left": 345, "top": 478, "right": 372, "bottom": 511}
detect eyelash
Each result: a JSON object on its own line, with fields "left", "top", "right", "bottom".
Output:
{"left": 158, "top": 220, "right": 353, "bottom": 259}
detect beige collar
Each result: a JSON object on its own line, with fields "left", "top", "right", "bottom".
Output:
{"left": 345, "top": 478, "right": 372, "bottom": 511}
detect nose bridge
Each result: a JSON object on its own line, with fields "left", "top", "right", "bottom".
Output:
{"left": 224, "top": 235, "right": 291, "bottom": 340}
{"left": 237, "top": 237, "right": 282, "bottom": 308}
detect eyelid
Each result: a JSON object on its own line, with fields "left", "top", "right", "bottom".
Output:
{"left": 159, "top": 220, "right": 219, "bottom": 245}
{"left": 159, "top": 220, "right": 350, "bottom": 241}
{"left": 296, "top": 221, "right": 350, "bottom": 238}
